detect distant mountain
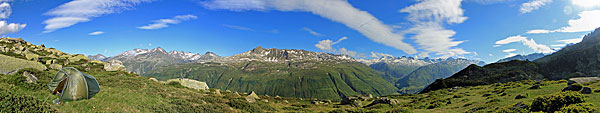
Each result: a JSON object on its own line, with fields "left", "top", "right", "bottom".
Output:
{"left": 87, "top": 54, "right": 107, "bottom": 61}
{"left": 421, "top": 28, "right": 600, "bottom": 93}
{"left": 104, "top": 47, "right": 220, "bottom": 74}
{"left": 145, "top": 46, "right": 398, "bottom": 100}
{"left": 395, "top": 58, "right": 485, "bottom": 94}
{"left": 496, "top": 53, "right": 545, "bottom": 63}
{"left": 359, "top": 56, "right": 442, "bottom": 83}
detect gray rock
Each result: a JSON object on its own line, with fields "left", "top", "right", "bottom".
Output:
{"left": 341, "top": 96, "right": 363, "bottom": 107}
{"left": 104, "top": 60, "right": 126, "bottom": 71}
{"left": 21, "top": 71, "right": 38, "bottom": 83}
{"left": 245, "top": 91, "right": 260, "bottom": 103}
{"left": 365, "top": 97, "right": 399, "bottom": 107}
{"left": 569, "top": 77, "right": 600, "bottom": 84}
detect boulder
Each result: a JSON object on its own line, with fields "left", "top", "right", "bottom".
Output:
{"left": 49, "top": 64, "right": 62, "bottom": 70}
{"left": 68, "top": 54, "right": 89, "bottom": 63}
{"left": 245, "top": 91, "right": 260, "bottom": 103}
{"left": 149, "top": 78, "right": 159, "bottom": 82}
{"left": 569, "top": 77, "right": 600, "bottom": 84}
{"left": 341, "top": 96, "right": 363, "bottom": 107}
{"left": 562, "top": 84, "right": 583, "bottom": 92}
{"left": 104, "top": 60, "right": 126, "bottom": 71}
{"left": 21, "top": 71, "right": 38, "bottom": 84}
{"left": 581, "top": 87, "right": 592, "bottom": 94}
{"left": 365, "top": 97, "right": 399, "bottom": 107}
{"left": 25, "top": 53, "right": 39, "bottom": 61}
{"left": 166, "top": 78, "right": 209, "bottom": 90}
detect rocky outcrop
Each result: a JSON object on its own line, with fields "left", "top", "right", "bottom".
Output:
{"left": 104, "top": 60, "right": 126, "bottom": 71}
{"left": 166, "top": 78, "right": 209, "bottom": 90}
{"left": 245, "top": 91, "right": 260, "bottom": 103}
{"left": 364, "top": 97, "right": 399, "bottom": 107}
{"left": 21, "top": 71, "right": 38, "bottom": 84}
{"left": 568, "top": 77, "right": 600, "bottom": 84}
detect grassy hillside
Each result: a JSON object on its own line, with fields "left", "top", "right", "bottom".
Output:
{"left": 145, "top": 61, "right": 399, "bottom": 100}
{"left": 395, "top": 59, "right": 480, "bottom": 94}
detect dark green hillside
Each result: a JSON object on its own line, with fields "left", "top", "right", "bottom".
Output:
{"left": 395, "top": 59, "right": 483, "bottom": 94}
{"left": 369, "top": 62, "right": 421, "bottom": 83}
{"left": 145, "top": 60, "right": 398, "bottom": 100}
{"left": 421, "top": 60, "right": 544, "bottom": 93}
{"left": 535, "top": 28, "right": 600, "bottom": 79}
{"left": 421, "top": 28, "right": 600, "bottom": 93}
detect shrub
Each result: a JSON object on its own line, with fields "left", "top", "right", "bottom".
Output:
{"left": 227, "top": 99, "right": 261, "bottom": 112}
{"left": 329, "top": 109, "right": 348, "bottom": 113}
{"left": 558, "top": 103, "right": 596, "bottom": 113}
{"left": 0, "top": 90, "right": 55, "bottom": 112}
{"left": 530, "top": 91, "right": 585, "bottom": 112}
{"left": 386, "top": 107, "right": 413, "bottom": 113}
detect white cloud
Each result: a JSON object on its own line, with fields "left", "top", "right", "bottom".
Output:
{"left": 527, "top": 10, "right": 600, "bottom": 34}
{"left": 493, "top": 45, "right": 501, "bottom": 47}
{"left": 222, "top": 24, "right": 255, "bottom": 31}
{"left": 466, "top": 0, "right": 515, "bottom": 4}
{"left": 0, "top": 21, "right": 25, "bottom": 35}
{"left": 315, "top": 36, "right": 347, "bottom": 52}
{"left": 399, "top": 0, "right": 470, "bottom": 59}
{"left": 557, "top": 37, "right": 583, "bottom": 44}
{"left": 201, "top": 0, "right": 417, "bottom": 54}
{"left": 138, "top": 14, "right": 197, "bottom": 30}
{"left": 526, "top": 29, "right": 552, "bottom": 34}
{"left": 502, "top": 49, "right": 517, "bottom": 52}
{"left": 495, "top": 35, "right": 528, "bottom": 44}
{"left": 303, "top": 27, "right": 323, "bottom": 36}
{"left": 314, "top": 37, "right": 364, "bottom": 58}
{"left": 505, "top": 53, "right": 518, "bottom": 58}
{"left": 520, "top": 0, "right": 552, "bottom": 14}
{"left": 43, "top": 0, "right": 154, "bottom": 33}
{"left": 0, "top": 2, "right": 11, "bottom": 19}
{"left": 495, "top": 35, "right": 554, "bottom": 53}
{"left": 489, "top": 54, "right": 493, "bottom": 56}
{"left": 370, "top": 51, "right": 393, "bottom": 58}
{"left": 571, "top": 0, "right": 600, "bottom": 7}
{"left": 88, "top": 31, "right": 104, "bottom": 35}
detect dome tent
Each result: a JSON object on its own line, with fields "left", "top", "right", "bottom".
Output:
{"left": 48, "top": 67, "right": 100, "bottom": 104}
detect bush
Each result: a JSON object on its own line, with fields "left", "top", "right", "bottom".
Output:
{"left": 386, "top": 107, "right": 413, "bottom": 113}
{"left": 227, "top": 99, "right": 261, "bottom": 112}
{"left": 558, "top": 103, "right": 596, "bottom": 113}
{"left": 530, "top": 91, "right": 585, "bottom": 112}
{"left": 0, "top": 90, "right": 55, "bottom": 112}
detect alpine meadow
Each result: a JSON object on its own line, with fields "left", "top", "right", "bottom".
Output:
{"left": 3, "top": 0, "right": 600, "bottom": 112}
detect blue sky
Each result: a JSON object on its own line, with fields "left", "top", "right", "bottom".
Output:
{"left": 1, "top": 0, "right": 600, "bottom": 63}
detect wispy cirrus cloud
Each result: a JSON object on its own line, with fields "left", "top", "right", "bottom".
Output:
{"left": 88, "top": 31, "right": 104, "bottom": 35}
{"left": 303, "top": 27, "right": 323, "bottom": 36}
{"left": 314, "top": 36, "right": 365, "bottom": 58}
{"left": 222, "top": 24, "right": 255, "bottom": 31}
{"left": 43, "top": 0, "right": 154, "bottom": 33}
{"left": 495, "top": 35, "right": 554, "bottom": 53}
{"left": 399, "top": 0, "right": 471, "bottom": 58}
{"left": 520, "top": 0, "right": 552, "bottom": 14}
{"left": 138, "top": 14, "right": 197, "bottom": 30}
{"left": 527, "top": 10, "right": 600, "bottom": 34}
{"left": 201, "top": 0, "right": 417, "bottom": 54}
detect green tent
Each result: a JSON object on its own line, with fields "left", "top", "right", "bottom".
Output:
{"left": 48, "top": 67, "right": 100, "bottom": 103}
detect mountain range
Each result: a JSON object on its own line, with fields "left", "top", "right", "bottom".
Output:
{"left": 496, "top": 53, "right": 545, "bottom": 63}
{"left": 421, "top": 27, "right": 600, "bottom": 93}
{"left": 94, "top": 47, "right": 221, "bottom": 74}
{"left": 144, "top": 46, "right": 398, "bottom": 100}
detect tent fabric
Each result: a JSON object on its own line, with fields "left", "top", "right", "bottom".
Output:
{"left": 48, "top": 67, "right": 100, "bottom": 103}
